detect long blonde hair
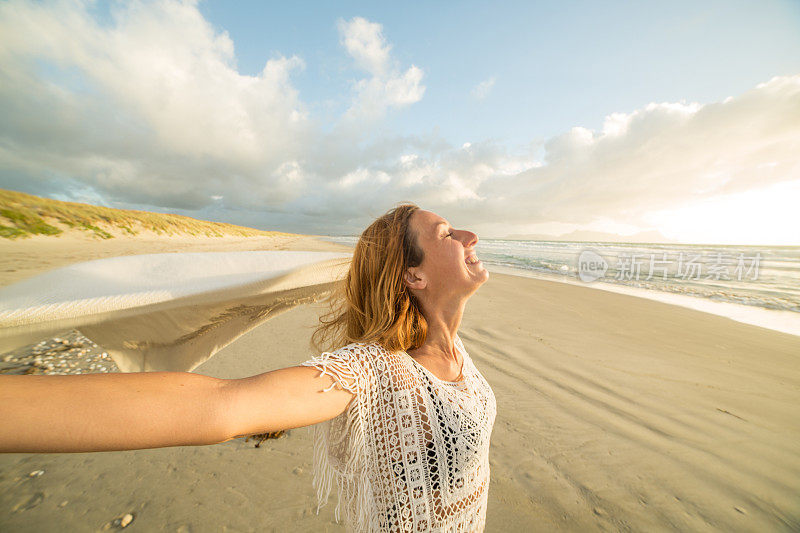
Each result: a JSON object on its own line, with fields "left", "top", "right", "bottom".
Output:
{"left": 311, "top": 202, "right": 428, "bottom": 354}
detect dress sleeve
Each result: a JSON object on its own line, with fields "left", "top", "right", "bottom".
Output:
{"left": 299, "top": 345, "right": 366, "bottom": 397}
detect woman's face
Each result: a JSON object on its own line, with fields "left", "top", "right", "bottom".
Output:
{"left": 404, "top": 209, "right": 489, "bottom": 299}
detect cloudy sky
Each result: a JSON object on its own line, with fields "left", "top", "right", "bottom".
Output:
{"left": 1, "top": 0, "right": 799, "bottom": 244}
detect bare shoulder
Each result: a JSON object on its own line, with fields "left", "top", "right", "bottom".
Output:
{"left": 300, "top": 341, "right": 382, "bottom": 380}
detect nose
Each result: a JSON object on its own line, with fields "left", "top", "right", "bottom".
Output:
{"left": 460, "top": 230, "right": 478, "bottom": 248}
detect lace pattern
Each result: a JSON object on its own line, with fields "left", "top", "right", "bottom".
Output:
{"left": 299, "top": 335, "right": 497, "bottom": 532}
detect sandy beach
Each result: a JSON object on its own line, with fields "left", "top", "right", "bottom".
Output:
{"left": 1, "top": 233, "right": 799, "bottom": 532}
{"left": 0, "top": 231, "right": 354, "bottom": 288}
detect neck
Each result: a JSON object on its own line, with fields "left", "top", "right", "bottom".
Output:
{"left": 416, "top": 296, "right": 467, "bottom": 364}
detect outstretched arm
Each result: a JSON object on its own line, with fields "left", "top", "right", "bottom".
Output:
{"left": 0, "top": 366, "right": 355, "bottom": 454}
{"left": 218, "top": 365, "right": 356, "bottom": 442}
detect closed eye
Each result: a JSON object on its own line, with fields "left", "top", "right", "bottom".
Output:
{"left": 445, "top": 232, "right": 454, "bottom": 238}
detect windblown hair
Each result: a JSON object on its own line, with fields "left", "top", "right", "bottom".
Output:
{"left": 311, "top": 202, "right": 428, "bottom": 355}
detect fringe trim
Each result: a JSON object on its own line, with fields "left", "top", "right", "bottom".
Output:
{"left": 308, "top": 390, "right": 376, "bottom": 532}
{"left": 309, "top": 420, "right": 334, "bottom": 514}
{"left": 301, "top": 350, "right": 377, "bottom": 532}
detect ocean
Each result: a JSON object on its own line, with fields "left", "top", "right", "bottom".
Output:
{"left": 318, "top": 236, "right": 800, "bottom": 337}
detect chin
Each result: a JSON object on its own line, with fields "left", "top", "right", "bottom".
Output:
{"left": 472, "top": 269, "right": 489, "bottom": 288}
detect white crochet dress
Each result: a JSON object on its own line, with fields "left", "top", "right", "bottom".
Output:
{"left": 299, "top": 334, "right": 497, "bottom": 532}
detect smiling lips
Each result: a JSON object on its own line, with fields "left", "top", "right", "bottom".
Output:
{"left": 465, "top": 253, "right": 480, "bottom": 265}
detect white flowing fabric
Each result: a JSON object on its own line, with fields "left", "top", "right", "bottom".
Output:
{"left": 0, "top": 251, "right": 351, "bottom": 372}
{"left": 299, "top": 334, "right": 497, "bottom": 532}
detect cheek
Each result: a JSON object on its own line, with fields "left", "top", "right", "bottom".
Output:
{"left": 427, "top": 245, "right": 464, "bottom": 279}
{"left": 447, "top": 248, "right": 465, "bottom": 272}
{"left": 431, "top": 250, "right": 460, "bottom": 275}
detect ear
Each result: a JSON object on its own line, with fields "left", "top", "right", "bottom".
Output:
{"left": 403, "top": 266, "right": 427, "bottom": 291}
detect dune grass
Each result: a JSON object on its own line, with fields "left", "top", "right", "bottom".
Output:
{"left": 0, "top": 189, "right": 296, "bottom": 240}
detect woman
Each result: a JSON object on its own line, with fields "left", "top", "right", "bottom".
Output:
{"left": 0, "top": 202, "right": 497, "bottom": 532}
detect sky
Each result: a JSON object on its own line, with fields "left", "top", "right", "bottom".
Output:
{"left": 0, "top": 0, "right": 799, "bottom": 244}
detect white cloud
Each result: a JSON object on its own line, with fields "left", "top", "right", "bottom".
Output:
{"left": 0, "top": 0, "right": 310, "bottom": 209}
{"left": 337, "top": 16, "right": 391, "bottom": 77}
{"left": 475, "top": 75, "right": 800, "bottom": 237}
{"left": 0, "top": 1, "right": 797, "bottom": 244}
{"left": 470, "top": 76, "right": 495, "bottom": 100}
{"left": 601, "top": 112, "right": 631, "bottom": 136}
{"left": 337, "top": 16, "right": 425, "bottom": 121}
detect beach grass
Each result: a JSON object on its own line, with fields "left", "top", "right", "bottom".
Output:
{"left": 0, "top": 189, "right": 296, "bottom": 240}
